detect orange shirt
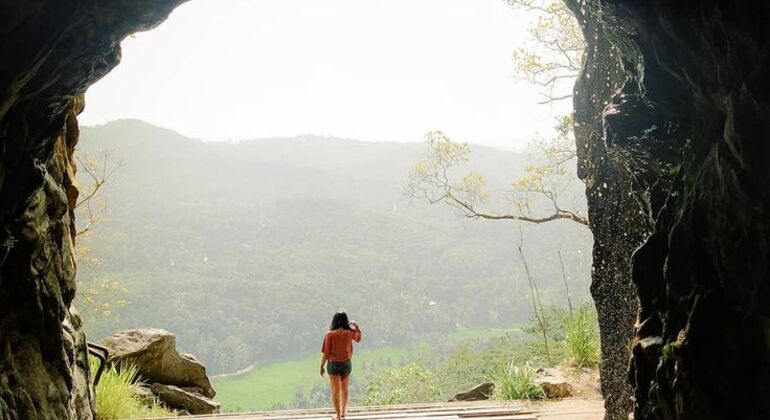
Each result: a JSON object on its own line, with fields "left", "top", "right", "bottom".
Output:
{"left": 321, "top": 328, "right": 362, "bottom": 362}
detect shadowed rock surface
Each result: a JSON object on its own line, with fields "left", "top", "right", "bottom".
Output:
{"left": 572, "top": 1, "right": 770, "bottom": 419}
{"left": 0, "top": 1, "right": 186, "bottom": 419}
{"left": 150, "top": 384, "right": 221, "bottom": 415}
{"left": 534, "top": 369, "right": 573, "bottom": 399}
{"left": 566, "top": 0, "right": 648, "bottom": 417}
{"left": 1, "top": 1, "right": 769, "bottom": 419}
{"left": 449, "top": 383, "right": 495, "bottom": 402}
{"left": 102, "top": 328, "right": 215, "bottom": 398}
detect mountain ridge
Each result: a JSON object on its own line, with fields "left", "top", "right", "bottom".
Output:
{"left": 76, "top": 119, "right": 592, "bottom": 374}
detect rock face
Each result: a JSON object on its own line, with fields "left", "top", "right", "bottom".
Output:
{"left": 449, "top": 383, "right": 495, "bottom": 402}
{"left": 102, "top": 329, "right": 215, "bottom": 398}
{"left": 2, "top": 1, "right": 769, "bottom": 420}
{"left": 533, "top": 369, "right": 573, "bottom": 399}
{"left": 0, "top": 1, "right": 187, "bottom": 419}
{"left": 150, "top": 384, "right": 221, "bottom": 415}
{"left": 572, "top": 1, "right": 770, "bottom": 419}
{"left": 101, "top": 328, "right": 220, "bottom": 414}
{"left": 565, "top": 1, "right": 649, "bottom": 417}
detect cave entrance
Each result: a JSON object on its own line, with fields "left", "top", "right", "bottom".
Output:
{"left": 73, "top": 0, "right": 597, "bottom": 412}
{"left": 3, "top": 0, "right": 641, "bottom": 418}
{"left": 7, "top": 1, "right": 769, "bottom": 419}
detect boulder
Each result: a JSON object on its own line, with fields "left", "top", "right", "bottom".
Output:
{"left": 534, "top": 368, "right": 573, "bottom": 399}
{"left": 449, "top": 382, "right": 495, "bottom": 401}
{"left": 150, "top": 384, "right": 221, "bottom": 415}
{"left": 101, "top": 329, "right": 215, "bottom": 398}
{"left": 134, "top": 384, "right": 156, "bottom": 405}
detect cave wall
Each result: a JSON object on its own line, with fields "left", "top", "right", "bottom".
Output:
{"left": 2, "top": 1, "right": 768, "bottom": 419}
{"left": 0, "top": 1, "right": 186, "bottom": 418}
{"left": 575, "top": 1, "right": 770, "bottom": 419}
{"left": 566, "top": 0, "right": 650, "bottom": 418}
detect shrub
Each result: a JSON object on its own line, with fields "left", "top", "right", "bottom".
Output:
{"left": 362, "top": 363, "right": 442, "bottom": 405}
{"left": 490, "top": 363, "right": 545, "bottom": 400}
{"left": 90, "top": 359, "right": 173, "bottom": 419}
{"left": 563, "top": 304, "right": 600, "bottom": 368}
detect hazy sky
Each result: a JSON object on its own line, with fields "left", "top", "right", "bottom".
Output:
{"left": 80, "top": 0, "right": 572, "bottom": 150}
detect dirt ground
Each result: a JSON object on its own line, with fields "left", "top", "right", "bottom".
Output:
{"left": 561, "top": 366, "right": 603, "bottom": 400}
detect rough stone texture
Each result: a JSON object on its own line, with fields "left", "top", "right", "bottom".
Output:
{"left": 134, "top": 384, "right": 156, "bottom": 406}
{"left": 573, "top": 1, "right": 770, "bottom": 419}
{"left": 534, "top": 369, "right": 573, "bottom": 399}
{"left": 2, "top": 1, "right": 769, "bottom": 419}
{"left": 101, "top": 328, "right": 215, "bottom": 398}
{"left": 0, "top": 1, "right": 186, "bottom": 419}
{"left": 449, "top": 382, "right": 495, "bottom": 402}
{"left": 149, "top": 384, "right": 221, "bottom": 415}
{"left": 564, "top": 1, "right": 649, "bottom": 418}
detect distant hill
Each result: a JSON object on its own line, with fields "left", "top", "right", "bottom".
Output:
{"left": 76, "top": 119, "right": 592, "bottom": 374}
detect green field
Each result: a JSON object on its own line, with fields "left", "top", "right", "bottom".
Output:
{"left": 213, "top": 345, "right": 408, "bottom": 412}
{"left": 447, "top": 327, "right": 523, "bottom": 342}
{"left": 212, "top": 328, "right": 520, "bottom": 412}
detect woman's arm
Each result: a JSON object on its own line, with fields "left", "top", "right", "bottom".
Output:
{"left": 319, "top": 353, "right": 328, "bottom": 377}
{"left": 320, "top": 333, "right": 330, "bottom": 377}
{"left": 350, "top": 321, "right": 362, "bottom": 342}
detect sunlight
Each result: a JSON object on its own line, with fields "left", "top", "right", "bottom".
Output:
{"left": 79, "top": 0, "right": 571, "bottom": 149}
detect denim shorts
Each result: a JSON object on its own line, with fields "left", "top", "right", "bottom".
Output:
{"left": 327, "top": 360, "right": 352, "bottom": 378}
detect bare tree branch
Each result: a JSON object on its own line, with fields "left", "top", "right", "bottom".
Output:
{"left": 517, "top": 228, "right": 552, "bottom": 364}
{"left": 508, "top": 0, "right": 584, "bottom": 103}
{"left": 537, "top": 93, "right": 574, "bottom": 104}
{"left": 74, "top": 150, "right": 125, "bottom": 237}
{"left": 408, "top": 131, "right": 588, "bottom": 227}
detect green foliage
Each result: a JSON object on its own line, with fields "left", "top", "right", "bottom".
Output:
{"left": 522, "top": 306, "right": 569, "bottom": 341}
{"left": 363, "top": 363, "right": 441, "bottom": 405}
{"left": 506, "top": 0, "right": 584, "bottom": 103}
{"left": 359, "top": 328, "right": 542, "bottom": 406}
{"left": 213, "top": 345, "right": 407, "bottom": 412}
{"left": 562, "top": 304, "right": 600, "bottom": 368}
{"left": 90, "top": 360, "right": 172, "bottom": 419}
{"left": 77, "top": 120, "right": 593, "bottom": 376}
{"left": 660, "top": 342, "right": 676, "bottom": 364}
{"left": 490, "top": 363, "right": 545, "bottom": 401}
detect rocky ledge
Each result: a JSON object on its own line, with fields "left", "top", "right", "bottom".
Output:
{"left": 101, "top": 328, "right": 221, "bottom": 415}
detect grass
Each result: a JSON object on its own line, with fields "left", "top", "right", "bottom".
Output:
{"left": 490, "top": 363, "right": 545, "bottom": 401}
{"left": 447, "top": 327, "right": 524, "bottom": 343}
{"left": 562, "top": 305, "right": 600, "bottom": 368}
{"left": 213, "top": 326, "right": 521, "bottom": 412}
{"left": 91, "top": 360, "right": 172, "bottom": 419}
{"left": 213, "top": 345, "right": 408, "bottom": 412}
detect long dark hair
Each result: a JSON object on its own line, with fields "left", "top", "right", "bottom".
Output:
{"left": 330, "top": 312, "right": 351, "bottom": 331}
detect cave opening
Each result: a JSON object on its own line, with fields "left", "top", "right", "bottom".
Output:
{"left": 2, "top": 1, "right": 770, "bottom": 420}
{"left": 73, "top": 0, "right": 603, "bottom": 413}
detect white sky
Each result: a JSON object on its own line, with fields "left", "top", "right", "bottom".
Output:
{"left": 80, "top": 0, "right": 572, "bottom": 150}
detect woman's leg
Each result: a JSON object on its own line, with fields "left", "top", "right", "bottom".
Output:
{"left": 328, "top": 374, "right": 342, "bottom": 419}
{"left": 340, "top": 374, "right": 350, "bottom": 417}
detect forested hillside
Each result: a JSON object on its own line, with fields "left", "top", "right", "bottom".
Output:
{"left": 76, "top": 119, "right": 592, "bottom": 374}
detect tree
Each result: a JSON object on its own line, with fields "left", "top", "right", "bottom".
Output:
{"left": 73, "top": 149, "right": 127, "bottom": 317}
{"left": 407, "top": 0, "right": 589, "bottom": 388}
{"left": 507, "top": 0, "right": 584, "bottom": 104}
{"left": 75, "top": 150, "right": 125, "bottom": 237}
{"left": 408, "top": 119, "right": 587, "bottom": 226}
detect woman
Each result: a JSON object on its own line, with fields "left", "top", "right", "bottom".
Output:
{"left": 320, "top": 312, "right": 362, "bottom": 420}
